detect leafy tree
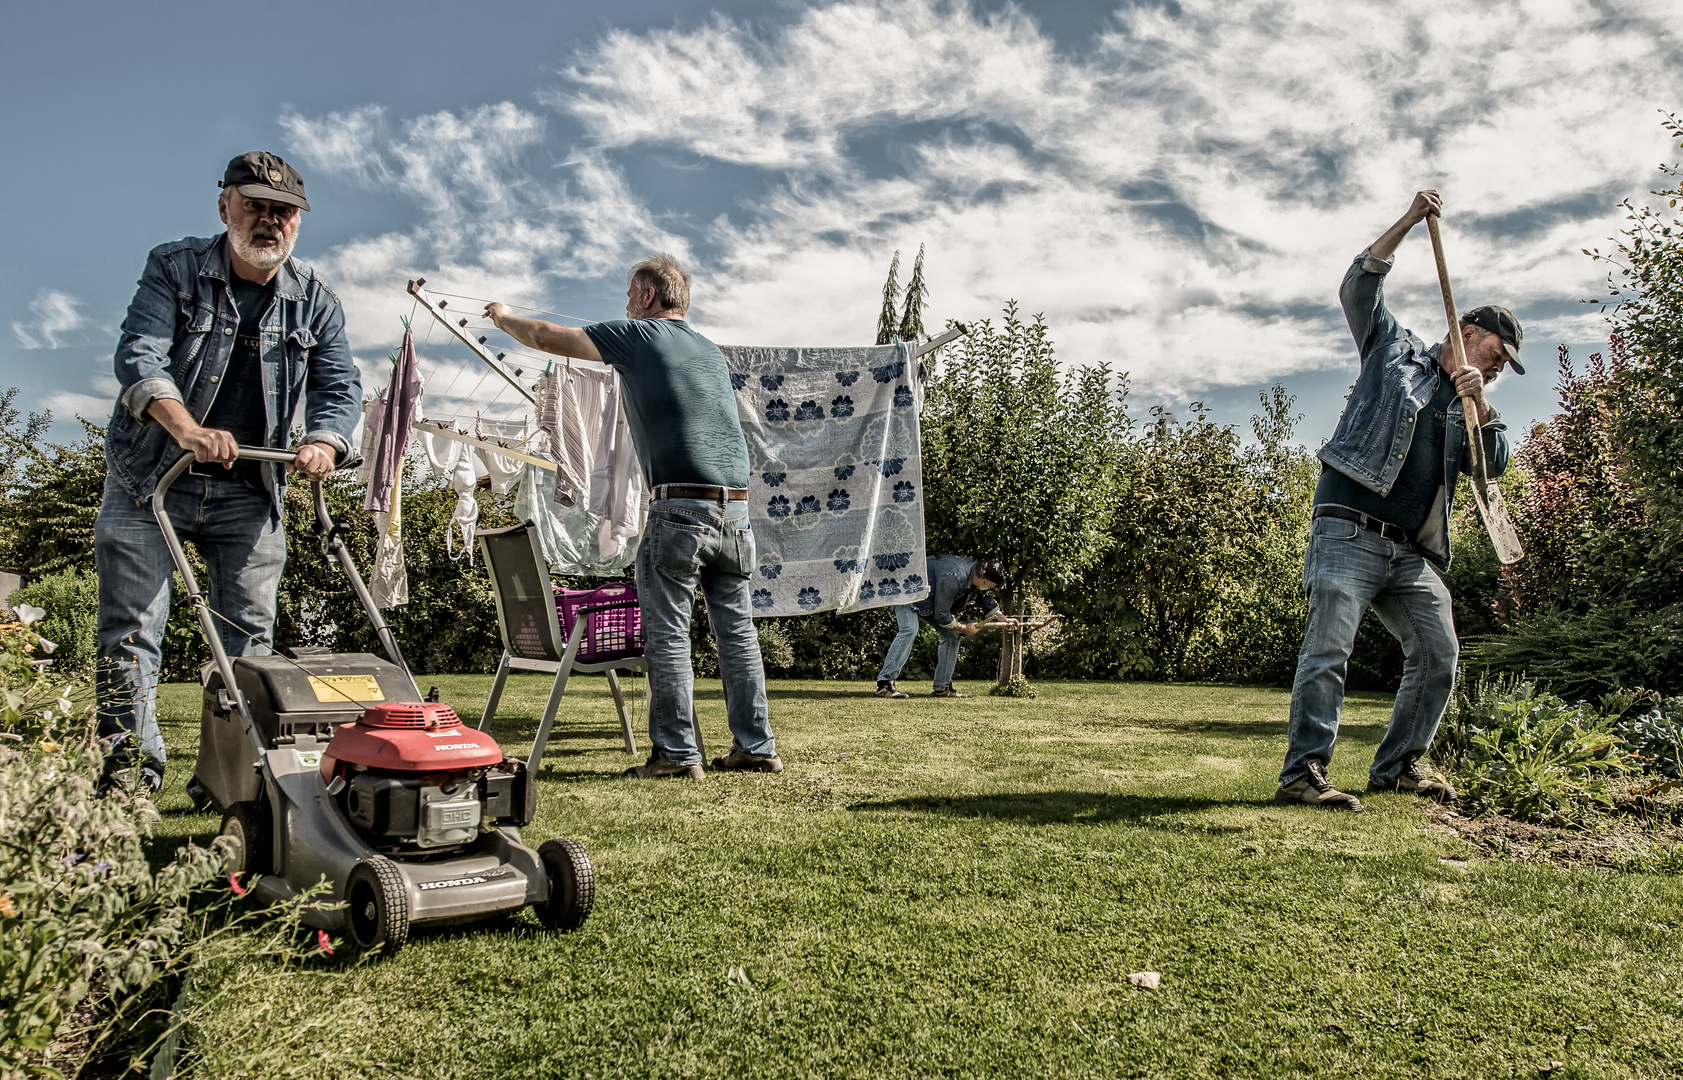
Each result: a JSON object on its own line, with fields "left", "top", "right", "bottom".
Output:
{"left": 1500, "top": 340, "right": 1639, "bottom": 617}
{"left": 0, "top": 393, "right": 103, "bottom": 577}
{"left": 274, "top": 468, "right": 519, "bottom": 677}
{"left": 920, "top": 302, "right": 1129, "bottom": 688}
{"left": 1466, "top": 115, "right": 1683, "bottom": 698}
{"left": 1045, "top": 389, "right": 1317, "bottom": 682}
{"left": 1588, "top": 112, "right": 1683, "bottom": 610}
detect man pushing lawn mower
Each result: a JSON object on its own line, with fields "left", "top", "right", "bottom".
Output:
{"left": 95, "top": 152, "right": 359, "bottom": 797}
{"left": 1277, "top": 190, "right": 1523, "bottom": 813}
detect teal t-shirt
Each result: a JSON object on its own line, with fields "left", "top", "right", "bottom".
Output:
{"left": 1314, "top": 370, "right": 1457, "bottom": 533}
{"left": 584, "top": 318, "right": 750, "bottom": 488}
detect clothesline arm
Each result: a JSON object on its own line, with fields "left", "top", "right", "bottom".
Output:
{"left": 407, "top": 279, "right": 613, "bottom": 406}
{"left": 913, "top": 322, "right": 970, "bottom": 358}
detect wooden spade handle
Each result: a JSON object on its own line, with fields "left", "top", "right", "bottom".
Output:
{"left": 1425, "top": 214, "right": 1485, "bottom": 469}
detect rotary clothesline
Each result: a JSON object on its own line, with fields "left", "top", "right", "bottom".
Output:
{"left": 362, "top": 279, "right": 972, "bottom": 613}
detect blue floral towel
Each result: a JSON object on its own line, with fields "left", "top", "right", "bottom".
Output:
{"left": 718, "top": 342, "right": 929, "bottom": 618}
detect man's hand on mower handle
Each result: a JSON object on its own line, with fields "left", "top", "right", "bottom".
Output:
{"left": 149, "top": 398, "right": 237, "bottom": 467}
{"left": 290, "top": 442, "right": 337, "bottom": 481}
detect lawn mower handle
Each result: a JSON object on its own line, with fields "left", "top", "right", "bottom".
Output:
{"left": 151, "top": 447, "right": 422, "bottom": 767}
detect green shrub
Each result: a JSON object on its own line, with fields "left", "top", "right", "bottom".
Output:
{"left": 1617, "top": 695, "right": 1683, "bottom": 779}
{"left": 10, "top": 568, "right": 99, "bottom": 675}
{"left": 1452, "top": 680, "right": 1634, "bottom": 825}
{"left": 1465, "top": 600, "right": 1683, "bottom": 701}
{"left": 0, "top": 744, "right": 331, "bottom": 1078}
{"left": 0, "top": 611, "right": 325, "bottom": 1078}
{"left": 0, "top": 611, "right": 90, "bottom": 750}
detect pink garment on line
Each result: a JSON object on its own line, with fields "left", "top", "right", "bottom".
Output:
{"left": 364, "top": 325, "right": 422, "bottom": 514}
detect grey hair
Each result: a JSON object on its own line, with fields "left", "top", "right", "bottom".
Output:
{"left": 1458, "top": 318, "right": 1494, "bottom": 342}
{"left": 629, "top": 253, "right": 691, "bottom": 315}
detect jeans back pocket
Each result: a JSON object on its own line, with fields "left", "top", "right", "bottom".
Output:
{"left": 652, "top": 516, "right": 709, "bottom": 577}
{"left": 721, "top": 523, "right": 755, "bottom": 579}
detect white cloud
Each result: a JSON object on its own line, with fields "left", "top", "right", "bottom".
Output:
{"left": 43, "top": 391, "right": 112, "bottom": 422}
{"left": 279, "top": 104, "right": 393, "bottom": 189}
{"left": 281, "top": 0, "right": 1683, "bottom": 402}
{"left": 12, "top": 289, "right": 86, "bottom": 349}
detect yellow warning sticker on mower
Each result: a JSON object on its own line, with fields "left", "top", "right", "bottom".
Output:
{"left": 307, "top": 675, "right": 384, "bottom": 703}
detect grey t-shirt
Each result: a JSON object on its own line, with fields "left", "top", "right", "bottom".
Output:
{"left": 584, "top": 318, "right": 749, "bottom": 488}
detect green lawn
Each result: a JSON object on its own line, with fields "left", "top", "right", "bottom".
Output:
{"left": 149, "top": 677, "right": 1683, "bottom": 1080}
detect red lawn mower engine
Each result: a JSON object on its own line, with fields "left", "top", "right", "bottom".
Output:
{"left": 322, "top": 702, "right": 535, "bottom": 851}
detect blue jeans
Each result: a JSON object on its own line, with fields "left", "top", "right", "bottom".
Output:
{"left": 634, "top": 497, "right": 774, "bottom": 766}
{"left": 1281, "top": 514, "right": 1458, "bottom": 787}
{"left": 94, "top": 470, "right": 286, "bottom": 783}
{"left": 875, "top": 603, "right": 961, "bottom": 690}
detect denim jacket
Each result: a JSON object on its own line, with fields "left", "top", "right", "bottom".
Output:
{"left": 105, "top": 234, "right": 361, "bottom": 511}
{"left": 1319, "top": 248, "right": 1510, "bottom": 569}
{"left": 911, "top": 554, "right": 1000, "bottom": 628}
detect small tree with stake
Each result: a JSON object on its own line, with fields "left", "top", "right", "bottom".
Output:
{"left": 920, "top": 303, "right": 1130, "bottom": 692}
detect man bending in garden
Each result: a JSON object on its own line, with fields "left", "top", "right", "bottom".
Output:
{"left": 1277, "top": 189, "right": 1523, "bottom": 812}
{"left": 97, "top": 152, "right": 360, "bottom": 795}
{"left": 874, "top": 555, "right": 1009, "bottom": 698}
{"left": 484, "top": 255, "right": 781, "bottom": 779}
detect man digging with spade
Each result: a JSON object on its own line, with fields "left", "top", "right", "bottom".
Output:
{"left": 1276, "top": 190, "right": 1523, "bottom": 812}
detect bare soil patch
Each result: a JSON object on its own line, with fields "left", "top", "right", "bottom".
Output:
{"left": 1429, "top": 781, "right": 1683, "bottom": 871}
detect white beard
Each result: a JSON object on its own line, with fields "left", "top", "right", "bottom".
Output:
{"left": 229, "top": 221, "right": 294, "bottom": 271}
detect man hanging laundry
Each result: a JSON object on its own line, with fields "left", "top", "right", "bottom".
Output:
{"left": 874, "top": 555, "right": 1009, "bottom": 698}
{"left": 485, "top": 254, "right": 781, "bottom": 779}
{"left": 97, "top": 152, "right": 360, "bottom": 796}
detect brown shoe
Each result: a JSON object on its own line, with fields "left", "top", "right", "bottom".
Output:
{"left": 623, "top": 752, "right": 705, "bottom": 780}
{"left": 1369, "top": 759, "right": 1456, "bottom": 802}
{"left": 875, "top": 680, "right": 909, "bottom": 699}
{"left": 1275, "top": 761, "right": 1363, "bottom": 812}
{"left": 930, "top": 688, "right": 968, "bottom": 699}
{"left": 710, "top": 745, "right": 784, "bottom": 773}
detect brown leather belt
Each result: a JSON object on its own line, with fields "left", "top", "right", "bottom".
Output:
{"left": 1313, "top": 505, "right": 1411, "bottom": 543}
{"left": 654, "top": 483, "right": 749, "bottom": 502}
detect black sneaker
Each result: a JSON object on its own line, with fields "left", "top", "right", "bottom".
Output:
{"left": 1369, "top": 759, "right": 1456, "bottom": 802}
{"left": 876, "top": 680, "right": 909, "bottom": 699}
{"left": 1275, "top": 761, "right": 1363, "bottom": 811}
{"left": 930, "top": 687, "right": 969, "bottom": 699}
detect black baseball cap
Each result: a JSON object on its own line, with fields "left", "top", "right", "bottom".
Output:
{"left": 219, "top": 151, "right": 310, "bottom": 211}
{"left": 1463, "top": 305, "right": 1524, "bottom": 374}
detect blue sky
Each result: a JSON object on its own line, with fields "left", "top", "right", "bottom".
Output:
{"left": 4, "top": 0, "right": 1680, "bottom": 447}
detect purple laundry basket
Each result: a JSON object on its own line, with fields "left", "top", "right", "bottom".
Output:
{"left": 554, "top": 581, "right": 644, "bottom": 663}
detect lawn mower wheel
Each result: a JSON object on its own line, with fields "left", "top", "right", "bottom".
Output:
{"left": 537, "top": 838, "right": 595, "bottom": 931}
{"left": 220, "top": 801, "right": 271, "bottom": 885}
{"left": 346, "top": 857, "right": 411, "bottom": 953}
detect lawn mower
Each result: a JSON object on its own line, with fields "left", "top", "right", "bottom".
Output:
{"left": 162, "top": 447, "right": 593, "bottom": 952}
